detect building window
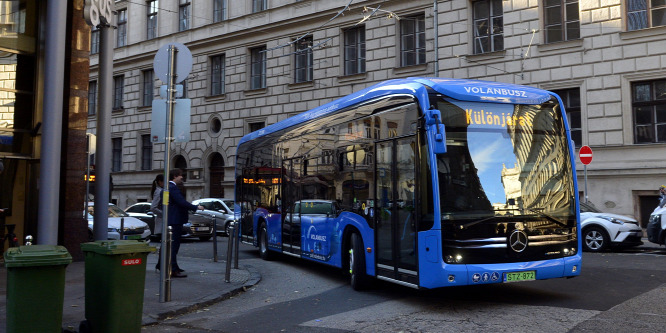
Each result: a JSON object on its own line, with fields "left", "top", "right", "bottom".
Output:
{"left": 344, "top": 26, "right": 365, "bottom": 75}
{"left": 248, "top": 121, "right": 265, "bottom": 134}
{"left": 141, "top": 134, "right": 152, "bottom": 170}
{"left": 632, "top": 79, "right": 666, "bottom": 144}
{"left": 252, "top": 0, "right": 266, "bottom": 13}
{"left": 214, "top": 0, "right": 226, "bottom": 22}
{"left": 88, "top": 81, "right": 97, "bottom": 116}
{"left": 400, "top": 14, "right": 426, "bottom": 67}
{"left": 211, "top": 54, "right": 225, "bottom": 95}
{"left": 473, "top": 0, "right": 504, "bottom": 54}
{"left": 147, "top": 0, "right": 159, "bottom": 39}
{"left": 552, "top": 88, "right": 581, "bottom": 147}
{"left": 250, "top": 46, "right": 266, "bottom": 90}
{"left": 113, "top": 75, "right": 124, "bottom": 110}
{"left": 627, "top": 0, "right": 666, "bottom": 31}
{"left": 91, "top": 27, "right": 100, "bottom": 54}
{"left": 179, "top": 0, "right": 190, "bottom": 31}
{"left": 112, "top": 138, "right": 122, "bottom": 172}
{"left": 116, "top": 9, "right": 127, "bottom": 47}
{"left": 294, "top": 37, "right": 313, "bottom": 83}
{"left": 143, "top": 70, "right": 154, "bottom": 107}
{"left": 544, "top": 0, "right": 580, "bottom": 43}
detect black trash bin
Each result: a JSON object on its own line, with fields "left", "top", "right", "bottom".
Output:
{"left": 4, "top": 244, "right": 72, "bottom": 333}
{"left": 79, "top": 240, "right": 156, "bottom": 333}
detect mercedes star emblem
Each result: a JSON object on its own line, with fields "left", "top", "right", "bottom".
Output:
{"left": 509, "top": 230, "right": 528, "bottom": 252}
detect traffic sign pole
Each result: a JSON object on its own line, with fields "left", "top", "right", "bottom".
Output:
{"left": 578, "top": 146, "right": 593, "bottom": 203}
{"left": 584, "top": 164, "right": 588, "bottom": 203}
{"left": 153, "top": 42, "right": 192, "bottom": 303}
{"left": 160, "top": 45, "right": 178, "bottom": 303}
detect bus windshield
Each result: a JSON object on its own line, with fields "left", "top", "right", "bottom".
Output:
{"left": 435, "top": 97, "right": 575, "bottom": 225}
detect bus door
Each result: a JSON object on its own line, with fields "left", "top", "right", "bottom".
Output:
{"left": 375, "top": 137, "right": 418, "bottom": 285}
{"left": 282, "top": 157, "right": 302, "bottom": 255}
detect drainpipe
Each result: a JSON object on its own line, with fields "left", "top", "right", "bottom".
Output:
{"left": 433, "top": 0, "right": 439, "bottom": 77}
{"left": 37, "top": 0, "right": 68, "bottom": 245}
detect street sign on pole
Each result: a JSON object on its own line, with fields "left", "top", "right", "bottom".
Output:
{"left": 153, "top": 43, "right": 192, "bottom": 84}
{"left": 151, "top": 99, "right": 191, "bottom": 143}
{"left": 579, "top": 145, "right": 593, "bottom": 165}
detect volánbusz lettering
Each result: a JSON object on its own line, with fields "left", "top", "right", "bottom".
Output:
{"left": 464, "top": 86, "right": 527, "bottom": 97}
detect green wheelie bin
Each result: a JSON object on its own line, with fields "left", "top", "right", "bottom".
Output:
{"left": 79, "top": 240, "right": 156, "bottom": 333}
{"left": 4, "top": 245, "right": 72, "bottom": 333}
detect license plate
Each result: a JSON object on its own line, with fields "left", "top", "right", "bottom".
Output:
{"left": 503, "top": 270, "right": 536, "bottom": 282}
{"left": 195, "top": 227, "right": 209, "bottom": 231}
{"left": 123, "top": 234, "right": 141, "bottom": 240}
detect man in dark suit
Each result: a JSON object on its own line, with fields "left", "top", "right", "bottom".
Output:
{"left": 168, "top": 168, "right": 204, "bottom": 278}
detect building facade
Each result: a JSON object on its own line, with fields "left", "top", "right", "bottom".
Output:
{"left": 88, "top": 0, "right": 666, "bottom": 226}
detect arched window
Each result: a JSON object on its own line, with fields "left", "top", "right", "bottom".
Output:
{"left": 209, "top": 153, "right": 225, "bottom": 198}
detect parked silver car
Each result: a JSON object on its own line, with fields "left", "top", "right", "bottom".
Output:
{"left": 124, "top": 202, "right": 213, "bottom": 241}
{"left": 192, "top": 198, "right": 236, "bottom": 236}
{"left": 125, "top": 202, "right": 156, "bottom": 234}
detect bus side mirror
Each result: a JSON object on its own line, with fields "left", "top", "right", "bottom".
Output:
{"left": 425, "top": 109, "right": 447, "bottom": 154}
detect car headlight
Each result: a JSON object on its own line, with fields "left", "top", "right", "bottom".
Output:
{"left": 649, "top": 214, "right": 661, "bottom": 225}
{"left": 598, "top": 215, "right": 629, "bottom": 225}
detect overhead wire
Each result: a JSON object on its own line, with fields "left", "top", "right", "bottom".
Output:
{"left": 103, "top": 1, "right": 627, "bottom": 84}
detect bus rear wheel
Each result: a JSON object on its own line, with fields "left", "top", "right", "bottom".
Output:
{"left": 259, "top": 223, "right": 272, "bottom": 261}
{"left": 349, "top": 232, "right": 368, "bottom": 290}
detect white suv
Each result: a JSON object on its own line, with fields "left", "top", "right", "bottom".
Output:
{"left": 580, "top": 202, "right": 643, "bottom": 252}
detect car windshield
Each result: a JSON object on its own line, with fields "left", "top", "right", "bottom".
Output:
{"left": 435, "top": 96, "right": 575, "bottom": 224}
{"left": 88, "top": 204, "right": 129, "bottom": 218}
{"left": 580, "top": 202, "right": 601, "bottom": 213}
{"left": 223, "top": 200, "right": 234, "bottom": 212}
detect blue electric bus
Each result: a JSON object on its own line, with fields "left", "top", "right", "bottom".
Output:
{"left": 235, "top": 77, "right": 581, "bottom": 290}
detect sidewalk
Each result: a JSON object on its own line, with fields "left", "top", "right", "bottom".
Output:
{"left": 0, "top": 251, "right": 261, "bottom": 333}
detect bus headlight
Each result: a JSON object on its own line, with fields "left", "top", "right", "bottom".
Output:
{"left": 445, "top": 254, "right": 464, "bottom": 264}
{"left": 563, "top": 247, "right": 576, "bottom": 256}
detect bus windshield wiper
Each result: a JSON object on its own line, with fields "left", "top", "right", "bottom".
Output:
{"left": 524, "top": 208, "right": 569, "bottom": 228}
{"left": 458, "top": 215, "right": 497, "bottom": 230}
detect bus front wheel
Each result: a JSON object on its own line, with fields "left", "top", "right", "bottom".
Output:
{"left": 259, "top": 223, "right": 272, "bottom": 260}
{"left": 349, "top": 232, "right": 368, "bottom": 290}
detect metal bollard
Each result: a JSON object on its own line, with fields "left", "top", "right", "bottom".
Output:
{"left": 120, "top": 217, "right": 125, "bottom": 239}
{"left": 212, "top": 216, "right": 218, "bottom": 262}
{"left": 225, "top": 222, "right": 234, "bottom": 283}
{"left": 233, "top": 220, "right": 239, "bottom": 269}
{"left": 161, "top": 226, "right": 173, "bottom": 302}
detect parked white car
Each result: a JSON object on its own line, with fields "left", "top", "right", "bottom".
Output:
{"left": 580, "top": 202, "right": 643, "bottom": 252}
{"left": 647, "top": 206, "right": 666, "bottom": 246}
{"left": 87, "top": 202, "right": 152, "bottom": 241}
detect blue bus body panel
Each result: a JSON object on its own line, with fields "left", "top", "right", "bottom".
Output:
{"left": 412, "top": 77, "right": 552, "bottom": 105}
{"left": 252, "top": 209, "right": 375, "bottom": 274}
{"left": 299, "top": 212, "right": 374, "bottom": 273}
{"left": 419, "top": 253, "right": 582, "bottom": 288}
{"left": 253, "top": 208, "right": 282, "bottom": 251}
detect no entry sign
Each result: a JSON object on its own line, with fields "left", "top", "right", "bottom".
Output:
{"left": 579, "top": 145, "right": 593, "bottom": 165}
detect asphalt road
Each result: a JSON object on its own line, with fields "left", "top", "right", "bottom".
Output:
{"left": 143, "top": 238, "right": 666, "bottom": 332}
